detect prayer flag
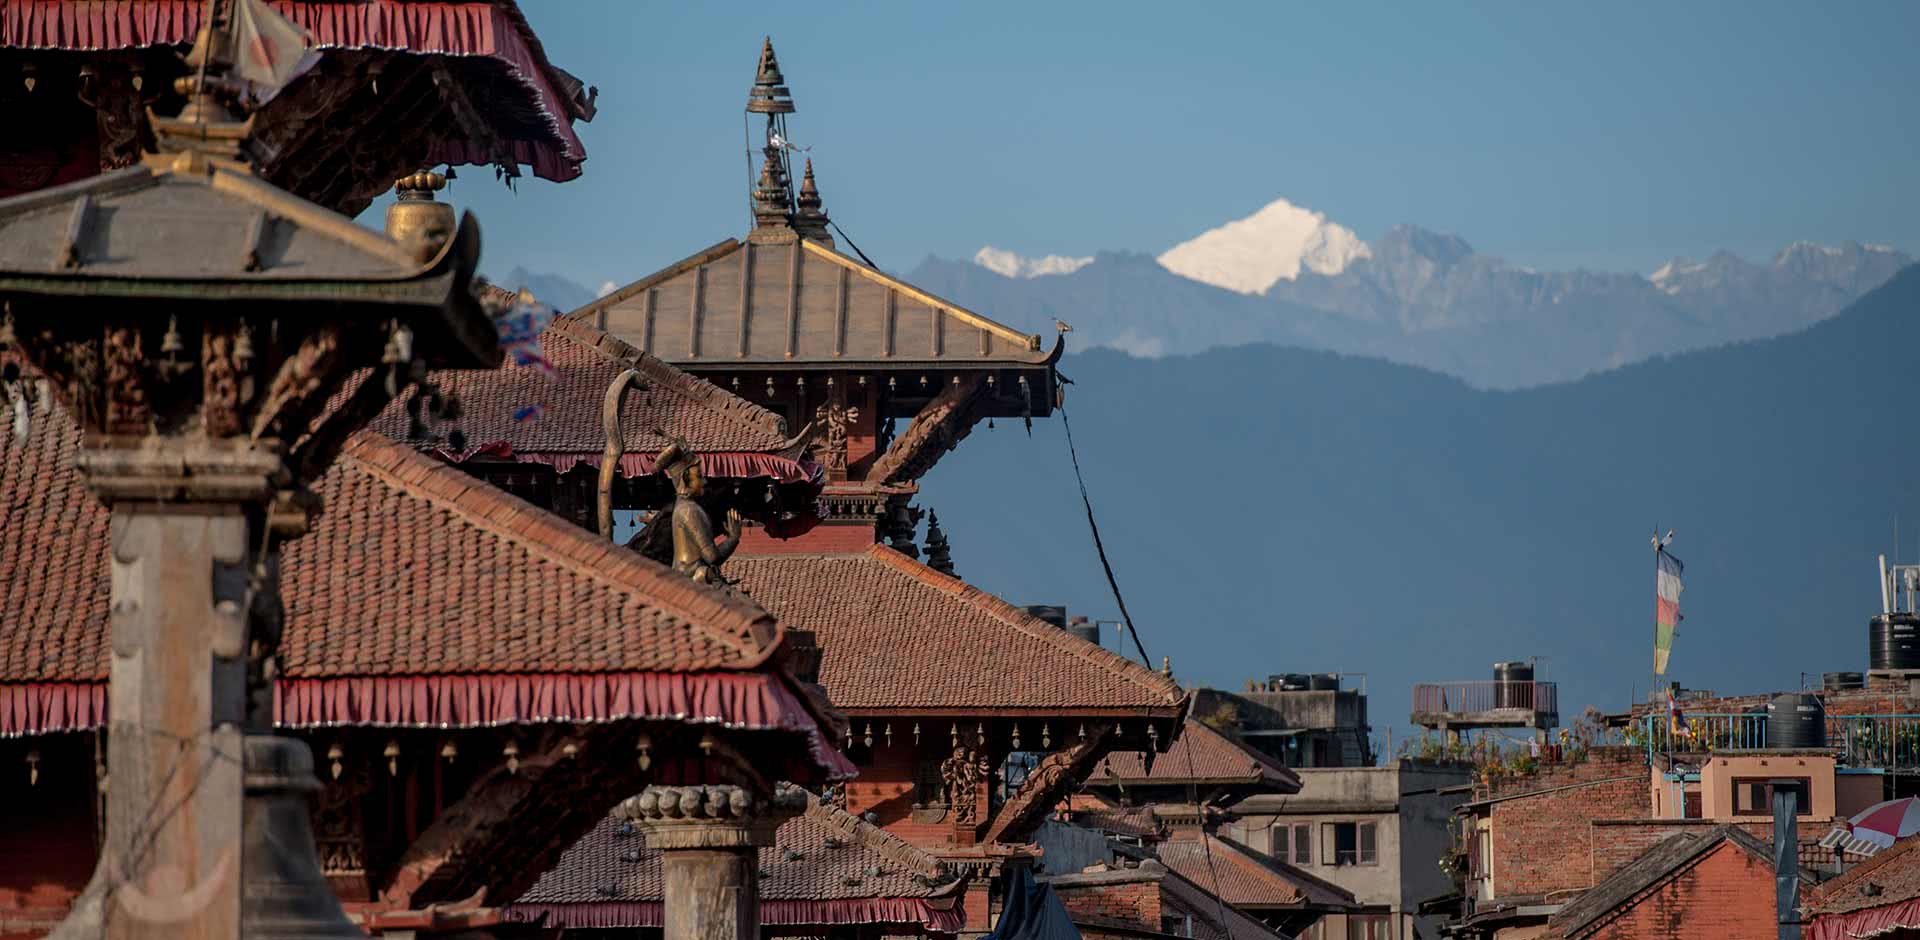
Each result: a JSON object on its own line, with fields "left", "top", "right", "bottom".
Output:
{"left": 1653, "top": 547, "right": 1685, "bottom": 675}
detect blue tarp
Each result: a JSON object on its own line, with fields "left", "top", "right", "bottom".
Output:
{"left": 984, "top": 868, "right": 1083, "bottom": 940}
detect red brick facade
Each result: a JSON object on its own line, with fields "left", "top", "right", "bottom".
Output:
{"left": 1558, "top": 840, "right": 1776, "bottom": 940}
{"left": 1485, "top": 750, "right": 1653, "bottom": 899}
{"left": 1055, "top": 881, "right": 1162, "bottom": 928}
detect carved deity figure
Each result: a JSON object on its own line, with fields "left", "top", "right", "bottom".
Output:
{"left": 940, "top": 746, "right": 986, "bottom": 824}
{"left": 811, "top": 395, "right": 859, "bottom": 477}
{"left": 657, "top": 438, "right": 743, "bottom": 584}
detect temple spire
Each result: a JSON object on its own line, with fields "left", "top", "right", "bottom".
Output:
{"left": 924, "top": 510, "right": 955, "bottom": 576}
{"left": 792, "top": 158, "right": 833, "bottom": 244}
{"left": 751, "top": 145, "right": 793, "bottom": 232}
{"left": 746, "top": 37, "right": 795, "bottom": 114}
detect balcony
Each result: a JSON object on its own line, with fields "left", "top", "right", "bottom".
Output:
{"left": 1632, "top": 712, "right": 1920, "bottom": 770}
{"left": 1411, "top": 681, "right": 1560, "bottom": 731}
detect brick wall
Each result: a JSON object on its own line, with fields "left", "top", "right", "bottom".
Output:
{"left": 1577, "top": 840, "right": 1775, "bottom": 940}
{"left": 739, "top": 521, "right": 877, "bottom": 554}
{"left": 843, "top": 738, "right": 982, "bottom": 849}
{"left": 1487, "top": 750, "right": 1652, "bottom": 900}
{"left": 1590, "top": 818, "right": 1854, "bottom": 885}
{"left": 1052, "top": 881, "right": 1161, "bottom": 932}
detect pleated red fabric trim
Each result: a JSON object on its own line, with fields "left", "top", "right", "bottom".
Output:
{"left": 503, "top": 898, "right": 964, "bottom": 932}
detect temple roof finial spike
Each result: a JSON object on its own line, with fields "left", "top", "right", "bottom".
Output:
{"left": 751, "top": 146, "right": 793, "bottom": 232}
{"left": 747, "top": 37, "right": 796, "bottom": 114}
{"left": 793, "top": 158, "right": 832, "bottom": 244}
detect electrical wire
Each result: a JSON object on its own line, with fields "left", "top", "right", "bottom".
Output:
{"left": 1059, "top": 404, "right": 1152, "bottom": 669}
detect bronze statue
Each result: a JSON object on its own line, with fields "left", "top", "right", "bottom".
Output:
{"left": 657, "top": 437, "right": 742, "bottom": 584}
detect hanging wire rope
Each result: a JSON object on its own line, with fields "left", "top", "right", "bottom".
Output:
{"left": 1060, "top": 404, "right": 1151, "bottom": 669}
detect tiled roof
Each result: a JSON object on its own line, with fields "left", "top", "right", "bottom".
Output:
{"left": 1045, "top": 861, "right": 1285, "bottom": 940}
{"left": 572, "top": 237, "right": 1060, "bottom": 368}
{"left": 1806, "top": 830, "right": 1920, "bottom": 916}
{"left": 512, "top": 790, "right": 962, "bottom": 925}
{"left": 0, "top": 411, "right": 778, "bottom": 682}
{"left": 370, "top": 317, "right": 792, "bottom": 456}
{"left": 1094, "top": 719, "right": 1301, "bottom": 792}
{"left": 1068, "top": 806, "right": 1167, "bottom": 841}
{"left": 728, "top": 547, "right": 1186, "bottom": 714}
{"left": 1155, "top": 836, "right": 1354, "bottom": 910}
{"left": 1548, "top": 827, "right": 1790, "bottom": 939}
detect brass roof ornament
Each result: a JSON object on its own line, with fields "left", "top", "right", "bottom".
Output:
{"left": 386, "top": 169, "right": 454, "bottom": 262}
{"left": 792, "top": 158, "right": 833, "bottom": 244}
{"left": 746, "top": 37, "right": 796, "bottom": 114}
{"left": 751, "top": 144, "right": 795, "bottom": 234}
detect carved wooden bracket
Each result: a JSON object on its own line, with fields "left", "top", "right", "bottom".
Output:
{"left": 979, "top": 723, "right": 1115, "bottom": 845}
{"left": 868, "top": 376, "right": 985, "bottom": 485}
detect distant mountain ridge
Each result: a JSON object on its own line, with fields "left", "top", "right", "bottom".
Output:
{"left": 916, "top": 200, "right": 1911, "bottom": 388}
{"left": 921, "top": 264, "right": 1920, "bottom": 735}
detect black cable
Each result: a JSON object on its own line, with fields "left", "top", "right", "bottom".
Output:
{"left": 1059, "top": 404, "right": 1151, "bottom": 670}
{"left": 829, "top": 219, "right": 879, "bottom": 269}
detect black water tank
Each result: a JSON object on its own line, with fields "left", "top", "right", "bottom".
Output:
{"left": 1308, "top": 673, "right": 1340, "bottom": 691}
{"left": 1872, "top": 613, "right": 1920, "bottom": 670}
{"left": 1765, "top": 692, "right": 1827, "bottom": 748}
{"left": 1066, "top": 616, "right": 1100, "bottom": 647}
{"left": 1277, "top": 674, "right": 1311, "bottom": 691}
{"left": 1823, "top": 671, "right": 1865, "bottom": 692}
{"left": 1024, "top": 605, "right": 1068, "bottom": 630}
{"left": 1494, "top": 661, "right": 1534, "bottom": 708}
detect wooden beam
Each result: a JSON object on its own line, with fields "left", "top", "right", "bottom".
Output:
{"left": 687, "top": 265, "right": 704, "bottom": 358}
{"left": 737, "top": 242, "right": 753, "bottom": 358}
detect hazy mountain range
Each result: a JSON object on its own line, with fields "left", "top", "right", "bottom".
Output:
{"left": 920, "top": 264, "right": 1920, "bottom": 736}
{"left": 913, "top": 199, "right": 1912, "bottom": 389}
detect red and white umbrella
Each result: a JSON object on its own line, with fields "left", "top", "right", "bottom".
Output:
{"left": 1840, "top": 797, "right": 1920, "bottom": 850}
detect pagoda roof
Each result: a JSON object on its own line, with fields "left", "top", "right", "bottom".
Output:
{"left": 728, "top": 547, "right": 1186, "bottom": 716}
{"left": 371, "top": 316, "right": 818, "bottom": 483}
{"left": 0, "top": 158, "right": 495, "bottom": 367}
{"left": 0, "top": 407, "right": 848, "bottom": 780}
{"left": 3, "top": 0, "right": 594, "bottom": 192}
{"left": 507, "top": 788, "right": 965, "bottom": 933}
{"left": 569, "top": 236, "right": 1062, "bottom": 371}
{"left": 1155, "top": 836, "right": 1354, "bottom": 911}
{"left": 1093, "top": 719, "right": 1302, "bottom": 792}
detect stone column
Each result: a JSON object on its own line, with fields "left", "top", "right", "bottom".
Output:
{"left": 618, "top": 784, "right": 805, "bottom": 940}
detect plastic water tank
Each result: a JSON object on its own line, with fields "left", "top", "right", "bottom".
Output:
{"left": 1765, "top": 692, "right": 1827, "bottom": 748}
{"left": 1823, "top": 671, "right": 1865, "bottom": 692}
{"left": 1872, "top": 613, "right": 1920, "bottom": 670}
{"left": 1494, "top": 661, "right": 1534, "bottom": 708}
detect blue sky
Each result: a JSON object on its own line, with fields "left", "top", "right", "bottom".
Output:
{"left": 369, "top": 0, "right": 1920, "bottom": 291}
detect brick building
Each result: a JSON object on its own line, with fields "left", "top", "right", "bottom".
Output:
{"left": 1543, "top": 826, "right": 1813, "bottom": 940}
{"left": 1044, "top": 860, "right": 1289, "bottom": 940}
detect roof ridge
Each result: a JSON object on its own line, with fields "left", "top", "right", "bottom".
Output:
{"left": 543, "top": 318, "right": 790, "bottom": 444}
{"left": 799, "top": 791, "right": 949, "bottom": 879}
{"left": 1204, "top": 833, "right": 1356, "bottom": 902}
{"left": 1185, "top": 719, "right": 1300, "bottom": 784}
{"left": 338, "top": 431, "right": 779, "bottom": 667}
{"left": 1554, "top": 826, "right": 1769, "bottom": 938}
{"left": 563, "top": 237, "right": 741, "bottom": 322}
{"left": 795, "top": 239, "right": 1044, "bottom": 351}
{"left": 859, "top": 545, "right": 1185, "bottom": 705}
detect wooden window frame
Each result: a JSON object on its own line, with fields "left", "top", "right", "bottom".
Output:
{"left": 1732, "top": 777, "right": 1811, "bottom": 817}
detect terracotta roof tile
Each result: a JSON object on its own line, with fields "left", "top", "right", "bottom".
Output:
{"left": 1155, "top": 836, "right": 1354, "bottom": 909}
{"left": 1807, "top": 828, "right": 1920, "bottom": 916}
{"left": 1045, "top": 861, "right": 1286, "bottom": 940}
{"left": 729, "top": 548, "right": 1186, "bottom": 714}
{"left": 1095, "top": 720, "right": 1301, "bottom": 792}
{"left": 369, "top": 318, "right": 791, "bottom": 456}
{"left": 0, "top": 410, "right": 778, "bottom": 681}
{"left": 516, "top": 790, "right": 958, "bottom": 906}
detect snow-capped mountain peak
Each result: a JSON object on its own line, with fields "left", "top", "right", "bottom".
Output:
{"left": 973, "top": 246, "right": 1094, "bottom": 279}
{"left": 1156, "top": 198, "right": 1371, "bottom": 295}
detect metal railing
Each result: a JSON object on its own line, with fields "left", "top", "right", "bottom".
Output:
{"left": 1635, "top": 712, "right": 1920, "bottom": 769}
{"left": 1412, "top": 681, "right": 1559, "bottom": 717}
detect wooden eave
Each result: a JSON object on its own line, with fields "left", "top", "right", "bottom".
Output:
{"left": 571, "top": 234, "right": 1060, "bottom": 370}
{"left": 0, "top": 161, "right": 497, "bottom": 367}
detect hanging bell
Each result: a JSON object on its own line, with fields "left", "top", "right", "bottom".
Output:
{"left": 1011, "top": 724, "right": 1021, "bottom": 750}
{"left": 950, "top": 723, "right": 959, "bottom": 748}
{"left": 383, "top": 739, "right": 401, "bottom": 776}
{"left": 562, "top": 741, "right": 579, "bottom": 759}
{"left": 0, "top": 306, "right": 16, "bottom": 348}
{"left": 912, "top": 722, "right": 921, "bottom": 745}
{"left": 863, "top": 724, "right": 874, "bottom": 748}
{"left": 440, "top": 739, "right": 458, "bottom": 763}
{"left": 326, "top": 743, "right": 344, "bottom": 781}
{"left": 884, "top": 723, "right": 893, "bottom": 747}
{"left": 503, "top": 741, "right": 520, "bottom": 775}
{"left": 766, "top": 376, "right": 776, "bottom": 397}
{"left": 976, "top": 722, "right": 986, "bottom": 747}
{"left": 1078, "top": 723, "right": 1087, "bottom": 743}
{"left": 1148, "top": 725, "right": 1160, "bottom": 750}
{"left": 699, "top": 730, "right": 717, "bottom": 756}
{"left": 1042, "top": 724, "right": 1052, "bottom": 749}
{"left": 381, "top": 321, "right": 414, "bottom": 365}
{"left": 234, "top": 320, "right": 255, "bottom": 367}
{"left": 26, "top": 748, "right": 40, "bottom": 786}
{"left": 160, "top": 315, "right": 184, "bottom": 357}
{"left": 637, "top": 733, "right": 653, "bottom": 771}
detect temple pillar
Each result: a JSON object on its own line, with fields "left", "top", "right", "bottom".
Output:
{"left": 618, "top": 784, "right": 805, "bottom": 940}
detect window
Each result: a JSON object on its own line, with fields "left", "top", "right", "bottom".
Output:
{"left": 1321, "top": 822, "right": 1379, "bottom": 866}
{"left": 1733, "top": 778, "right": 1811, "bottom": 816}
{"left": 1294, "top": 823, "right": 1312, "bottom": 865}
{"left": 1275, "top": 823, "right": 1288, "bottom": 860}
{"left": 1347, "top": 914, "right": 1390, "bottom": 940}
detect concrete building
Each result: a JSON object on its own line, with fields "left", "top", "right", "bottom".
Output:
{"left": 1223, "top": 761, "right": 1473, "bottom": 940}
{"left": 1197, "top": 675, "right": 1374, "bottom": 769}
